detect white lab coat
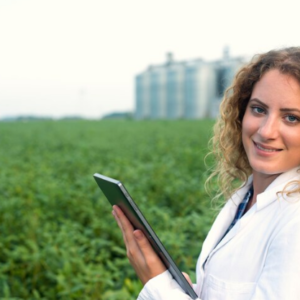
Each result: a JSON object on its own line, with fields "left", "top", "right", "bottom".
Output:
{"left": 138, "top": 167, "right": 300, "bottom": 300}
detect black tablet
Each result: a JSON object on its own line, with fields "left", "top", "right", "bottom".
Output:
{"left": 93, "top": 173, "right": 198, "bottom": 299}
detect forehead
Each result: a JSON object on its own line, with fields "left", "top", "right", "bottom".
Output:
{"left": 251, "top": 69, "right": 300, "bottom": 104}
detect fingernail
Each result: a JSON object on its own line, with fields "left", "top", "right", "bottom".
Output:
{"left": 112, "top": 206, "right": 118, "bottom": 215}
{"left": 134, "top": 230, "right": 143, "bottom": 240}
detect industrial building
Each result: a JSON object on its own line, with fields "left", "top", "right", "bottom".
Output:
{"left": 135, "top": 49, "right": 245, "bottom": 119}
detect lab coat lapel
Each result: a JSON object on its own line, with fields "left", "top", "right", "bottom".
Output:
{"left": 199, "top": 181, "right": 252, "bottom": 269}
{"left": 213, "top": 200, "right": 256, "bottom": 253}
{"left": 200, "top": 167, "right": 300, "bottom": 267}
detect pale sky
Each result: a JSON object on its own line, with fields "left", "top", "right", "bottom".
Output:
{"left": 1, "top": 0, "right": 300, "bottom": 119}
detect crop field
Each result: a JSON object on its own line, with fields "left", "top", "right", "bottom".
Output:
{"left": 0, "top": 119, "right": 219, "bottom": 299}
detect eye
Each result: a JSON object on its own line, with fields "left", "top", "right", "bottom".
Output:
{"left": 251, "top": 106, "right": 265, "bottom": 114}
{"left": 285, "top": 114, "right": 300, "bottom": 123}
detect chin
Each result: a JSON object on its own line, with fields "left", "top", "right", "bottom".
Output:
{"left": 250, "top": 164, "right": 284, "bottom": 176}
{"left": 251, "top": 165, "right": 291, "bottom": 176}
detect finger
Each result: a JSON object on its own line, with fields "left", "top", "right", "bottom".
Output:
{"left": 113, "top": 206, "right": 143, "bottom": 255}
{"left": 133, "top": 230, "right": 166, "bottom": 270}
{"left": 113, "top": 205, "right": 134, "bottom": 234}
{"left": 112, "top": 209, "right": 125, "bottom": 236}
{"left": 112, "top": 207, "right": 125, "bottom": 231}
{"left": 133, "top": 230, "right": 156, "bottom": 257}
{"left": 112, "top": 206, "right": 133, "bottom": 246}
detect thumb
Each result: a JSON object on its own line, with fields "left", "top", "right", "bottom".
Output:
{"left": 182, "top": 272, "right": 193, "bottom": 286}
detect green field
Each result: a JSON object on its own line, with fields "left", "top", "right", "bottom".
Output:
{"left": 0, "top": 119, "right": 218, "bottom": 299}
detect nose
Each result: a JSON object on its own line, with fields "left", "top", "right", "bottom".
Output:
{"left": 257, "top": 115, "right": 280, "bottom": 140}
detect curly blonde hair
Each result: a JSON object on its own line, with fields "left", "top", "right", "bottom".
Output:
{"left": 207, "top": 47, "right": 300, "bottom": 201}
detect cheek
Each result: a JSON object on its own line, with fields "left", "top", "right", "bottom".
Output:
{"left": 242, "top": 113, "right": 256, "bottom": 152}
{"left": 242, "top": 112, "right": 257, "bottom": 137}
{"left": 242, "top": 129, "right": 251, "bottom": 155}
{"left": 284, "top": 131, "right": 300, "bottom": 151}
{"left": 242, "top": 117, "right": 252, "bottom": 141}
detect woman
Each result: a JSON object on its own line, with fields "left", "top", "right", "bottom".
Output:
{"left": 112, "top": 47, "right": 300, "bottom": 299}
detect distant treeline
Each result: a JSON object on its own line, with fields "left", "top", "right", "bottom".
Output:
{"left": 1, "top": 112, "right": 133, "bottom": 122}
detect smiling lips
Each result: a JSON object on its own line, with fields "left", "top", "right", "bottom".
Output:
{"left": 254, "top": 141, "right": 283, "bottom": 152}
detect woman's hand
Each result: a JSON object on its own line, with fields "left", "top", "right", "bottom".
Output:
{"left": 112, "top": 205, "right": 166, "bottom": 285}
{"left": 182, "top": 272, "right": 193, "bottom": 286}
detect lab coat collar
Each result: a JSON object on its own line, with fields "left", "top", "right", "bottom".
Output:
{"left": 256, "top": 166, "right": 300, "bottom": 211}
{"left": 198, "top": 166, "right": 300, "bottom": 276}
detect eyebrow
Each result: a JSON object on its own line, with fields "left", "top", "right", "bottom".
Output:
{"left": 249, "top": 98, "right": 300, "bottom": 114}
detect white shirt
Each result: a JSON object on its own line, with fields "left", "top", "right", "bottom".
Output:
{"left": 137, "top": 167, "right": 300, "bottom": 300}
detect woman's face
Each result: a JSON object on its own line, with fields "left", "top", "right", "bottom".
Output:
{"left": 242, "top": 69, "right": 300, "bottom": 178}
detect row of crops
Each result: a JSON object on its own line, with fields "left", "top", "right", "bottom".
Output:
{"left": 0, "top": 119, "right": 219, "bottom": 299}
